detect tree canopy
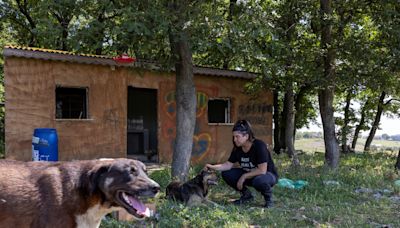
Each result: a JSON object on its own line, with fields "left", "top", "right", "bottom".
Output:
{"left": 1, "top": 0, "right": 399, "bottom": 170}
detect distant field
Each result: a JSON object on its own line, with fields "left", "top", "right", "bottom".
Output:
{"left": 295, "top": 138, "right": 400, "bottom": 153}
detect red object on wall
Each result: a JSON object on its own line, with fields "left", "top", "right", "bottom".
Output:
{"left": 113, "top": 54, "right": 136, "bottom": 63}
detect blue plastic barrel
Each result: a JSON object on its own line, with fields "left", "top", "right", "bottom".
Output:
{"left": 32, "top": 128, "right": 58, "bottom": 161}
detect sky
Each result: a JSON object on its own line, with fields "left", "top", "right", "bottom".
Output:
{"left": 300, "top": 115, "right": 400, "bottom": 136}
{"left": 376, "top": 116, "right": 400, "bottom": 136}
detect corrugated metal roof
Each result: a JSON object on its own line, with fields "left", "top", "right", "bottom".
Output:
{"left": 3, "top": 45, "right": 257, "bottom": 79}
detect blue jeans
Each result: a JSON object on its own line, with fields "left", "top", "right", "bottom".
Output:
{"left": 221, "top": 168, "right": 277, "bottom": 196}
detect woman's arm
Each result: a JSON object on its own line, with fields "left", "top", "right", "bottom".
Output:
{"left": 237, "top": 162, "right": 267, "bottom": 190}
{"left": 242, "top": 162, "right": 267, "bottom": 179}
{"left": 205, "top": 161, "right": 234, "bottom": 171}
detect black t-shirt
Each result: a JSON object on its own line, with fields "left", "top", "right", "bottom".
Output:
{"left": 228, "top": 139, "right": 278, "bottom": 178}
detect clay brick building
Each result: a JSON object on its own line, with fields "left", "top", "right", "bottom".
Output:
{"left": 3, "top": 46, "right": 272, "bottom": 164}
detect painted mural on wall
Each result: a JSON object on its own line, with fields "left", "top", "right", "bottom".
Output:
{"left": 160, "top": 82, "right": 218, "bottom": 163}
{"left": 238, "top": 101, "right": 273, "bottom": 138}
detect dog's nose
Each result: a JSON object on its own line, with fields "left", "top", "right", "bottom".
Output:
{"left": 152, "top": 186, "right": 160, "bottom": 194}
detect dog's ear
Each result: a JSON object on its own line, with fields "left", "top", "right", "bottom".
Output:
{"left": 87, "top": 165, "right": 109, "bottom": 195}
{"left": 194, "top": 170, "right": 206, "bottom": 182}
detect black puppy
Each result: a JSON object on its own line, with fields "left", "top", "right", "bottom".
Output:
{"left": 166, "top": 170, "right": 218, "bottom": 206}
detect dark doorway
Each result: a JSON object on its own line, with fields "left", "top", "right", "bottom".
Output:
{"left": 127, "top": 87, "right": 158, "bottom": 162}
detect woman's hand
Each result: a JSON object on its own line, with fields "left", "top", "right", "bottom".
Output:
{"left": 204, "top": 164, "right": 214, "bottom": 171}
{"left": 204, "top": 162, "right": 233, "bottom": 172}
{"left": 237, "top": 174, "right": 247, "bottom": 190}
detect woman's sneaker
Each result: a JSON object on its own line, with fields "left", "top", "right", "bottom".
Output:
{"left": 233, "top": 189, "right": 254, "bottom": 205}
{"left": 264, "top": 200, "right": 274, "bottom": 208}
{"left": 263, "top": 194, "right": 274, "bottom": 208}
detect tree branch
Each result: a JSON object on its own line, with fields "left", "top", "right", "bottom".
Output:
{"left": 384, "top": 98, "right": 400, "bottom": 105}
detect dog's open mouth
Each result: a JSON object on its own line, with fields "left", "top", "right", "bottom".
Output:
{"left": 117, "top": 191, "right": 151, "bottom": 219}
{"left": 207, "top": 179, "right": 218, "bottom": 185}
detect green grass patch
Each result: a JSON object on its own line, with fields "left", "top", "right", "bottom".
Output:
{"left": 295, "top": 138, "right": 400, "bottom": 153}
{"left": 101, "top": 152, "right": 400, "bottom": 227}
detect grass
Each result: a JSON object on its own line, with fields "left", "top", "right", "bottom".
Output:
{"left": 101, "top": 151, "right": 400, "bottom": 228}
{"left": 295, "top": 138, "right": 400, "bottom": 153}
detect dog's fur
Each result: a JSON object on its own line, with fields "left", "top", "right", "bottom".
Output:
{"left": 166, "top": 170, "right": 218, "bottom": 206}
{"left": 0, "top": 158, "right": 160, "bottom": 228}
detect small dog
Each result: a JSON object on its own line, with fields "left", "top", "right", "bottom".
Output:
{"left": 0, "top": 158, "right": 160, "bottom": 228}
{"left": 166, "top": 170, "right": 218, "bottom": 206}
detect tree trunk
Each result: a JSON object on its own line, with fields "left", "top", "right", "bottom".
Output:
{"left": 61, "top": 22, "right": 69, "bottom": 51}
{"left": 282, "top": 0, "right": 299, "bottom": 167}
{"left": 351, "top": 98, "right": 370, "bottom": 150}
{"left": 395, "top": 149, "right": 400, "bottom": 170}
{"left": 280, "top": 94, "right": 288, "bottom": 150}
{"left": 222, "top": 0, "right": 237, "bottom": 69}
{"left": 168, "top": 2, "right": 196, "bottom": 182}
{"left": 273, "top": 90, "right": 281, "bottom": 154}
{"left": 15, "top": 0, "right": 37, "bottom": 46}
{"left": 319, "top": 0, "right": 339, "bottom": 168}
{"left": 284, "top": 85, "right": 300, "bottom": 166}
{"left": 94, "top": 5, "right": 120, "bottom": 55}
{"left": 319, "top": 89, "right": 339, "bottom": 168}
{"left": 364, "top": 91, "right": 386, "bottom": 151}
{"left": 294, "top": 84, "right": 311, "bottom": 138}
{"left": 95, "top": 14, "right": 106, "bottom": 55}
{"left": 52, "top": 11, "right": 72, "bottom": 51}
{"left": 341, "top": 90, "right": 352, "bottom": 153}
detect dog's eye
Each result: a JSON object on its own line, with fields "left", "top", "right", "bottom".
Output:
{"left": 130, "top": 167, "right": 137, "bottom": 174}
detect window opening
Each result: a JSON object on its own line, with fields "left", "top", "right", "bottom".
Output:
{"left": 208, "top": 98, "right": 231, "bottom": 123}
{"left": 56, "top": 87, "right": 88, "bottom": 119}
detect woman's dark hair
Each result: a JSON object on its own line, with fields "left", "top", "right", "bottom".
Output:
{"left": 232, "top": 119, "right": 255, "bottom": 142}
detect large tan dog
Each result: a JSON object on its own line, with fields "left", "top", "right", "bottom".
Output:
{"left": 0, "top": 158, "right": 160, "bottom": 228}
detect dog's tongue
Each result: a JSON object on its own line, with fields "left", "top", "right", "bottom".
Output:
{"left": 123, "top": 193, "right": 151, "bottom": 217}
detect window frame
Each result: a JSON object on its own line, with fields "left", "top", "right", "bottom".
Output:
{"left": 55, "top": 86, "right": 89, "bottom": 120}
{"left": 207, "top": 97, "right": 232, "bottom": 124}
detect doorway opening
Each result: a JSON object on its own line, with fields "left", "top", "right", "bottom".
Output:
{"left": 127, "top": 87, "right": 158, "bottom": 162}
